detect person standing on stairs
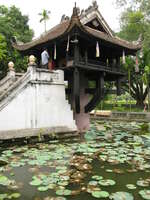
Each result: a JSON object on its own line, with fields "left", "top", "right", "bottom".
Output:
{"left": 41, "top": 48, "right": 49, "bottom": 69}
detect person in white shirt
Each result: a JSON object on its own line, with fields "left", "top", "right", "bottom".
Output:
{"left": 41, "top": 48, "right": 49, "bottom": 69}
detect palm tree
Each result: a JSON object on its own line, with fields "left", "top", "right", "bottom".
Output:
{"left": 39, "top": 9, "right": 51, "bottom": 32}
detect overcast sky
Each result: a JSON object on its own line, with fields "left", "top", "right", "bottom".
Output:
{"left": 0, "top": 0, "right": 123, "bottom": 38}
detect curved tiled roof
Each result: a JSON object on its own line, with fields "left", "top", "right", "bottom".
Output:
{"left": 12, "top": 6, "right": 142, "bottom": 53}
{"left": 12, "top": 20, "right": 70, "bottom": 51}
{"left": 84, "top": 26, "right": 142, "bottom": 50}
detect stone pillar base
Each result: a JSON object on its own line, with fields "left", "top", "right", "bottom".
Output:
{"left": 74, "top": 71, "right": 90, "bottom": 132}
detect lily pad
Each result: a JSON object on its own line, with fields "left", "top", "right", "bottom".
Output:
{"left": 99, "top": 179, "right": 116, "bottom": 186}
{"left": 30, "top": 178, "right": 42, "bottom": 186}
{"left": 91, "top": 191, "right": 109, "bottom": 198}
{"left": 92, "top": 175, "right": 103, "bottom": 180}
{"left": 56, "top": 189, "right": 72, "bottom": 196}
{"left": 139, "top": 190, "right": 150, "bottom": 200}
{"left": 110, "top": 192, "right": 134, "bottom": 200}
{"left": 0, "top": 194, "right": 8, "bottom": 200}
{"left": 137, "top": 180, "right": 149, "bottom": 187}
{"left": 38, "top": 186, "right": 49, "bottom": 191}
{"left": 9, "top": 193, "right": 21, "bottom": 199}
{"left": 126, "top": 184, "right": 137, "bottom": 190}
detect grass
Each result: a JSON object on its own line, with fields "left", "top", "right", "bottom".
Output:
{"left": 97, "top": 101, "right": 144, "bottom": 112}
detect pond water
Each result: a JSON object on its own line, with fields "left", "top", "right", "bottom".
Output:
{"left": 0, "top": 121, "right": 150, "bottom": 200}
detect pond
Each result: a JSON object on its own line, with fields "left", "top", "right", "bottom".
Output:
{"left": 0, "top": 121, "right": 150, "bottom": 200}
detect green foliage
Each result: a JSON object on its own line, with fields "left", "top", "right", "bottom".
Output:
{"left": 0, "top": 5, "right": 34, "bottom": 77}
{"left": 0, "top": 6, "right": 33, "bottom": 43}
{"left": 119, "top": 10, "right": 146, "bottom": 41}
{"left": 115, "top": 0, "right": 150, "bottom": 107}
{"left": 142, "top": 65, "right": 150, "bottom": 85}
{"left": 0, "top": 34, "right": 7, "bottom": 61}
{"left": 0, "top": 34, "right": 8, "bottom": 78}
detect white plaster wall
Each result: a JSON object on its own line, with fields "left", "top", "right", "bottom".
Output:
{"left": 0, "top": 68, "right": 76, "bottom": 132}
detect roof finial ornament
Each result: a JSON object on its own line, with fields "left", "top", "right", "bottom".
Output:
{"left": 92, "top": 0, "right": 98, "bottom": 9}
{"left": 73, "top": 2, "right": 78, "bottom": 16}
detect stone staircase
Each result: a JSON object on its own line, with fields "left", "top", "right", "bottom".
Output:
{"left": 0, "top": 61, "right": 77, "bottom": 140}
{"left": 0, "top": 70, "right": 24, "bottom": 98}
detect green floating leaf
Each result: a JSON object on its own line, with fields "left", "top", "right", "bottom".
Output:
{"left": 56, "top": 189, "right": 72, "bottom": 196}
{"left": 92, "top": 175, "right": 103, "bottom": 180}
{"left": 110, "top": 192, "right": 134, "bottom": 200}
{"left": 0, "top": 194, "right": 8, "bottom": 200}
{"left": 137, "top": 180, "right": 149, "bottom": 187}
{"left": 9, "top": 193, "right": 21, "bottom": 199}
{"left": 91, "top": 191, "right": 109, "bottom": 198}
{"left": 99, "top": 179, "right": 116, "bottom": 186}
{"left": 37, "top": 186, "right": 49, "bottom": 191}
{"left": 126, "top": 184, "right": 137, "bottom": 190}
{"left": 29, "top": 177, "right": 42, "bottom": 186}
{"left": 139, "top": 190, "right": 150, "bottom": 200}
{"left": 88, "top": 180, "right": 98, "bottom": 186}
{"left": 0, "top": 175, "right": 10, "bottom": 186}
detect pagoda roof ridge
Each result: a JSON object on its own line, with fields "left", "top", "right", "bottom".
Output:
{"left": 12, "top": 2, "right": 142, "bottom": 53}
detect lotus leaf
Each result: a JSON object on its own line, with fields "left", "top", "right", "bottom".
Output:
{"left": 99, "top": 179, "right": 116, "bottom": 186}
{"left": 92, "top": 175, "right": 103, "bottom": 180}
{"left": 30, "top": 178, "right": 42, "bottom": 186}
{"left": 0, "top": 175, "right": 10, "bottom": 186}
{"left": 88, "top": 181, "right": 98, "bottom": 186}
{"left": 0, "top": 194, "right": 8, "bottom": 200}
{"left": 126, "top": 184, "right": 137, "bottom": 190}
{"left": 139, "top": 190, "right": 150, "bottom": 200}
{"left": 110, "top": 192, "right": 134, "bottom": 200}
{"left": 91, "top": 191, "right": 109, "bottom": 198}
{"left": 137, "top": 180, "right": 149, "bottom": 187}
{"left": 38, "top": 186, "right": 49, "bottom": 191}
{"left": 56, "top": 189, "right": 72, "bottom": 196}
{"left": 9, "top": 193, "right": 21, "bottom": 198}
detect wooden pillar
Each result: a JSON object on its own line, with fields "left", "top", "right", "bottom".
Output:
{"left": 73, "top": 67, "right": 80, "bottom": 113}
{"left": 99, "top": 73, "right": 104, "bottom": 98}
{"left": 116, "top": 78, "right": 121, "bottom": 96}
{"left": 85, "top": 48, "right": 88, "bottom": 64}
{"left": 109, "top": 58, "right": 113, "bottom": 69}
{"left": 116, "top": 57, "right": 120, "bottom": 68}
{"left": 74, "top": 34, "right": 79, "bottom": 64}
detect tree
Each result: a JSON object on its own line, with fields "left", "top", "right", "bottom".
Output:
{"left": 115, "top": 5, "right": 150, "bottom": 107}
{"left": 0, "top": 5, "right": 34, "bottom": 76}
{"left": 143, "top": 65, "right": 150, "bottom": 110}
{"left": 0, "top": 34, "right": 8, "bottom": 78}
{"left": 121, "top": 52, "right": 150, "bottom": 107}
{"left": 39, "top": 9, "right": 50, "bottom": 32}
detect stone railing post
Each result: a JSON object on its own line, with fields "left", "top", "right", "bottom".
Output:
{"left": 27, "top": 55, "right": 37, "bottom": 69}
{"left": 27, "top": 55, "right": 37, "bottom": 81}
{"left": 8, "top": 61, "right": 15, "bottom": 80}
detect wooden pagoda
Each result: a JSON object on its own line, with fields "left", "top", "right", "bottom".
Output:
{"left": 12, "top": 1, "right": 142, "bottom": 131}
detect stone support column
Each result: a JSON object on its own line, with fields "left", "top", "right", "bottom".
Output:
{"left": 74, "top": 71, "right": 90, "bottom": 132}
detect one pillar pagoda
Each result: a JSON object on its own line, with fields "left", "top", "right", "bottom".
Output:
{"left": 12, "top": 1, "right": 142, "bottom": 132}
